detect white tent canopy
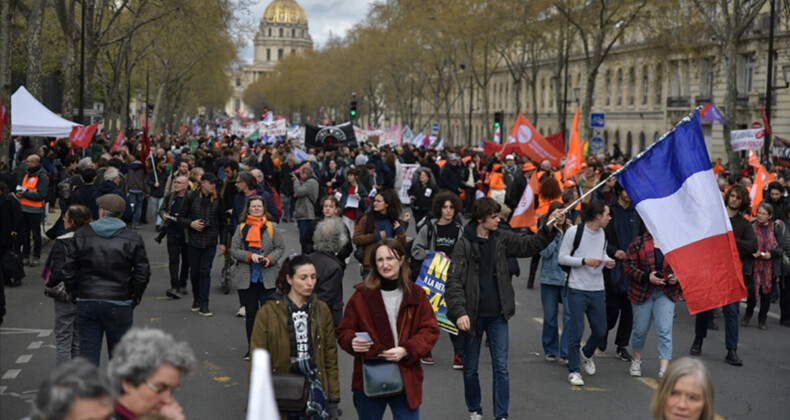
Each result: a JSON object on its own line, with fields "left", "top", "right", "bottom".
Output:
{"left": 11, "top": 86, "right": 81, "bottom": 138}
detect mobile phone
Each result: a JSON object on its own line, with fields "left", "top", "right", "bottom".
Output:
{"left": 355, "top": 332, "right": 373, "bottom": 344}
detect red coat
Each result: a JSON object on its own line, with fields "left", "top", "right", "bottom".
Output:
{"left": 337, "top": 281, "right": 440, "bottom": 410}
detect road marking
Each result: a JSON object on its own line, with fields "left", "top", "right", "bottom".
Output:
{"left": 2, "top": 369, "right": 21, "bottom": 379}
{"left": 15, "top": 355, "right": 32, "bottom": 364}
{"left": 28, "top": 341, "right": 42, "bottom": 349}
{"left": 0, "top": 328, "right": 53, "bottom": 337}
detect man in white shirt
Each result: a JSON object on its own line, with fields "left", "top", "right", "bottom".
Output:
{"left": 558, "top": 200, "right": 615, "bottom": 386}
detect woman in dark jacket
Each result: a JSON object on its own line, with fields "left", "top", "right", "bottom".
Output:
{"left": 43, "top": 204, "right": 92, "bottom": 365}
{"left": 337, "top": 239, "right": 439, "bottom": 419}
{"left": 407, "top": 169, "right": 437, "bottom": 226}
{"left": 321, "top": 159, "right": 343, "bottom": 195}
{"left": 0, "top": 181, "right": 23, "bottom": 286}
{"left": 352, "top": 189, "right": 408, "bottom": 277}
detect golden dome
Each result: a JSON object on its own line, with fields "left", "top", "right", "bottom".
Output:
{"left": 263, "top": 0, "right": 307, "bottom": 25}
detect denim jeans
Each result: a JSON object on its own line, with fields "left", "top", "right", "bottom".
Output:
{"left": 188, "top": 245, "right": 217, "bottom": 310}
{"left": 540, "top": 283, "right": 570, "bottom": 358}
{"left": 167, "top": 235, "right": 190, "bottom": 290}
{"left": 694, "top": 301, "right": 739, "bottom": 350}
{"left": 630, "top": 289, "right": 675, "bottom": 360}
{"left": 128, "top": 191, "right": 144, "bottom": 226}
{"left": 76, "top": 300, "right": 133, "bottom": 366}
{"left": 567, "top": 289, "right": 607, "bottom": 374}
{"left": 239, "top": 283, "right": 276, "bottom": 346}
{"left": 281, "top": 195, "right": 293, "bottom": 220}
{"left": 54, "top": 299, "right": 79, "bottom": 365}
{"left": 463, "top": 316, "right": 509, "bottom": 420}
{"left": 352, "top": 389, "right": 418, "bottom": 420}
{"left": 297, "top": 220, "right": 311, "bottom": 253}
{"left": 149, "top": 196, "right": 164, "bottom": 227}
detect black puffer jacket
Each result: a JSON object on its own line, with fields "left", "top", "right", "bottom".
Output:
{"left": 64, "top": 218, "right": 151, "bottom": 305}
{"left": 178, "top": 190, "right": 228, "bottom": 249}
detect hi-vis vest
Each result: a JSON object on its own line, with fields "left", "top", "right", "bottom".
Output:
{"left": 20, "top": 174, "right": 44, "bottom": 208}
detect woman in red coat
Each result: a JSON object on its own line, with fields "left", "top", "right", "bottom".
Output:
{"left": 337, "top": 238, "right": 439, "bottom": 419}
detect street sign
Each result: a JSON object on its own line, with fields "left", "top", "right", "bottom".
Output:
{"left": 590, "top": 113, "right": 606, "bottom": 128}
{"left": 589, "top": 137, "right": 604, "bottom": 152}
{"left": 431, "top": 122, "right": 440, "bottom": 135}
{"left": 592, "top": 127, "right": 602, "bottom": 138}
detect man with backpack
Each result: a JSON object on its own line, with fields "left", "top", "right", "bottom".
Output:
{"left": 558, "top": 200, "right": 616, "bottom": 387}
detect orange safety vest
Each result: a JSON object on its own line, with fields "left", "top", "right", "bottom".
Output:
{"left": 20, "top": 174, "right": 44, "bottom": 208}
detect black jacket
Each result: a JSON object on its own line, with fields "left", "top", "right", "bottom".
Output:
{"left": 731, "top": 213, "right": 759, "bottom": 275}
{"left": 146, "top": 167, "right": 169, "bottom": 198}
{"left": 64, "top": 220, "right": 151, "bottom": 305}
{"left": 0, "top": 193, "right": 23, "bottom": 249}
{"left": 178, "top": 190, "right": 228, "bottom": 249}
{"left": 307, "top": 251, "right": 345, "bottom": 312}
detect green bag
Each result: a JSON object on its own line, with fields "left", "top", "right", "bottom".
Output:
{"left": 362, "top": 358, "right": 403, "bottom": 398}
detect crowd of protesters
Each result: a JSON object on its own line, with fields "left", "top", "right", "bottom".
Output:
{"left": 1, "top": 127, "right": 787, "bottom": 420}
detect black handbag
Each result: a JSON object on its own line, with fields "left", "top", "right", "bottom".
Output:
{"left": 362, "top": 358, "right": 403, "bottom": 398}
{"left": 272, "top": 372, "right": 308, "bottom": 412}
{"left": 1, "top": 236, "right": 25, "bottom": 281}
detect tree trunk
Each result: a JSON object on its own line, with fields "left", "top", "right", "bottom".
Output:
{"left": 24, "top": 0, "right": 46, "bottom": 100}
{"left": 722, "top": 39, "right": 739, "bottom": 174}
{"left": 582, "top": 65, "right": 597, "bottom": 142}
{"left": 0, "top": 0, "right": 12, "bottom": 164}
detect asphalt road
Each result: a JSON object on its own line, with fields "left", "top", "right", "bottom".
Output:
{"left": 2, "top": 215, "right": 789, "bottom": 419}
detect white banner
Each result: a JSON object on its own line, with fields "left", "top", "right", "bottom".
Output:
{"left": 731, "top": 128, "right": 765, "bottom": 152}
{"left": 259, "top": 119, "right": 287, "bottom": 137}
{"left": 399, "top": 164, "right": 419, "bottom": 205}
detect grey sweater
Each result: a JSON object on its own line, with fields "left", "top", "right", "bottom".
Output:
{"left": 558, "top": 224, "right": 612, "bottom": 291}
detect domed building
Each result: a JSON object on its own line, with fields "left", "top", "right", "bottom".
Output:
{"left": 225, "top": 0, "right": 313, "bottom": 117}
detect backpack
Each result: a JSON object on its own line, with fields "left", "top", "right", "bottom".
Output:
{"left": 559, "top": 224, "right": 584, "bottom": 275}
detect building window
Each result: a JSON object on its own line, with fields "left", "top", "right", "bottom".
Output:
{"left": 549, "top": 78, "right": 554, "bottom": 109}
{"left": 700, "top": 58, "right": 713, "bottom": 98}
{"left": 670, "top": 61, "right": 681, "bottom": 97}
{"left": 235, "top": 99, "right": 241, "bottom": 111}
{"left": 605, "top": 70, "right": 611, "bottom": 106}
{"left": 302, "top": 29, "right": 305, "bottom": 38}
{"left": 292, "top": 28, "right": 295, "bottom": 38}
{"left": 626, "top": 132, "right": 633, "bottom": 156}
{"left": 737, "top": 53, "right": 754, "bottom": 95}
{"left": 540, "top": 78, "right": 545, "bottom": 109}
{"left": 235, "top": 78, "right": 241, "bottom": 87}
{"left": 639, "top": 132, "right": 646, "bottom": 150}
{"left": 279, "top": 28, "right": 284, "bottom": 37}
{"left": 278, "top": 49, "right": 284, "bottom": 59}
{"left": 292, "top": 49, "right": 296, "bottom": 55}
{"left": 267, "top": 49, "right": 271, "bottom": 61}
{"left": 628, "top": 67, "right": 636, "bottom": 106}
{"left": 268, "top": 28, "right": 271, "bottom": 37}
{"left": 616, "top": 69, "right": 623, "bottom": 106}
{"left": 642, "top": 67, "right": 649, "bottom": 105}
{"left": 656, "top": 66, "right": 663, "bottom": 105}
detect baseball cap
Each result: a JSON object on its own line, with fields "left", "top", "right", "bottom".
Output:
{"left": 505, "top": 154, "right": 515, "bottom": 161}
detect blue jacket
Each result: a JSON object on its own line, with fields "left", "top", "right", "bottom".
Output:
{"left": 539, "top": 232, "right": 566, "bottom": 286}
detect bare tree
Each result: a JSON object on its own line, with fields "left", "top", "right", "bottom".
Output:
{"left": 693, "top": 0, "right": 768, "bottom": 174}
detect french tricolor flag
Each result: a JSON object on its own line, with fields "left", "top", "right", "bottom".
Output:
{"left": 618, "top": 111, "right": 747, "bottom": 314}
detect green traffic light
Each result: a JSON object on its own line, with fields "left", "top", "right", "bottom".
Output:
{"left": 350, "top": 110, "right": 357, "bottom": 116}
{"left": 494, "top": 122, "right": 500, "bottom": 128}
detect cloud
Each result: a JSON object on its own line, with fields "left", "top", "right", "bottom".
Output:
{"left": 239, "top": 0, "right": 373, "bottom": 63}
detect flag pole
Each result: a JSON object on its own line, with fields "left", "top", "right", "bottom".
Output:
{"left": 547, "top": 106, "right": 703, "bottom": 226}
{"left": 149, "top": 152, "right": 159, "bottom": 184}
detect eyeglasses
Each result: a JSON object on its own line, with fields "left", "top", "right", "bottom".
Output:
{"left": 145, "top": 380, "right": 177, "bottom": 396}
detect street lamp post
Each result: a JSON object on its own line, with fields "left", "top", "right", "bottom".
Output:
{"left": 459, "top": 64, "right": 473, "bottom": 147}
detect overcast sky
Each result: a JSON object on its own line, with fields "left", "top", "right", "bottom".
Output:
{"left": 239, "top": 0, "right": 375, "bottom": 63}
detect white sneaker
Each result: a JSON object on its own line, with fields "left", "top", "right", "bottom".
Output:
{"left": 236, "top": 306, "right": 246, "bottom": 318}
{"left": 568, "top": 372, "right": 584, "bottom": 386}
{"left": 469, "top": 412, "right": 483, "bottom": 420}
{"left": 629, "top": 359, "right": 642, "bottom": 377}
{"left": 581, "top": 352, "right": 596, "bottom": 376}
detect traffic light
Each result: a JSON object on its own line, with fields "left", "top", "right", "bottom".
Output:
{"left": 494, "top": 111, "right": 503, "bottom": 129}
{"left": 350, "top": 100, "right": 358, "bottom": 118}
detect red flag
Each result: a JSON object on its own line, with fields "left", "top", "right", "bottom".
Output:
{"left": 111, "top": 127, "right": 125, "bottom": 152}
{"left": 483, "top": 140, "right": 504, "bottom": 155}
{"left": 142, "top": 118, "right": 151, "bottom": 172}
{"left": 505, "top": 113, "right": 564, "bottom": 167}
{"left": 510, "top": 172, "right": 540, "bottom": 232}
{"left": 69, "top": 123, "right": 99, "bottom": 149}
{"left": 761, "top": 102, "right": 772, "bottom": 136}
{"left": 564, "top": 107, "right": 583, "bottom": 180}
{"left": 545, "top": 131, "right": 564, "bottom": 155}
{"left": 0, "top": 98, "right": 7, "bottom": 143}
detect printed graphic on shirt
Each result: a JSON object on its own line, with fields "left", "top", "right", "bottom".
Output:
{"left": 293, "top": 310, "right": 309, "bottom": 358}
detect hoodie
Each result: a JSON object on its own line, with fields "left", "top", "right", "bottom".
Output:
{"left": 89, "top": 217, "right": 127, "bottom": 239}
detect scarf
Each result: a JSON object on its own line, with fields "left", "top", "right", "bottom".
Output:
{"left": 244, "top": 214, "right": 268, "bottom": 249}
{"left": 753, "top": 221, "right": 777, "bottom": 294}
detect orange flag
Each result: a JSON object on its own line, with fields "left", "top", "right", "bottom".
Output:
{"left": 506, "top": 113, "right": 564, "bottom": 167}
{"left": 564, "top": 106, "right": 583, "bottom": 180}
{"left": 748, "top": 146, "right": 760, "bottom": 169}
{"left": 750, "top": 165, "right": 776, "bottom": 215}
{"left": 712, "top": 159, "right": 725, "bottom": 176}
{"left": 510, "top": 172, "right": 540, "bottom": 232}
